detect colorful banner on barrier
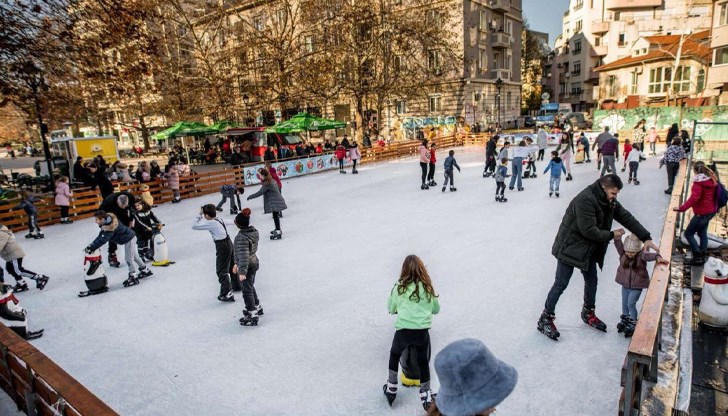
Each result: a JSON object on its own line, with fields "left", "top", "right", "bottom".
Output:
{"left": 243, "top": 154, "right": 348, "bottom": 185}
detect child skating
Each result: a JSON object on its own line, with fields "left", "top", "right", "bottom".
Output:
{"left": 191, "top": 204, "right": 237, "bottom": 301}
{"left": 614, "top": 234, "right": 667, "bottom": 337}
{"left": 15, "top": 191, "right": 44, "bottom": 239}
{"left": 495, "top": 158, "right": 509, "bottom": 202}
{"left": 233, "top": 208, "right": 263, "bottom": 326}
{"left": 54, "top": 176, "right": 73, "bottom": 224}
{"left": 247, "top": 169, "right": 287, "bottom": 240}
{"left": 216, "top": 184, "right": 245, "bottom": 215}
{"left": 427, "top": 142, "right": 437, "bottom": 187}
{"left": 383, "top": 254, "right": 440, "bottom": 411}
{"left": 0, "top": 225, "right": 49, "bottom": 292}
{"left": 132, "top": 200, "right": 162, "bottom": 262}
{"left": 543, "top": 151, "right": 567, "bottom": 198}
{"left": 627, "top": 143, "right": 645, "bottom": 185}
{"left": 442, "top": 150, "right": 461, "bottom": 192}
{"left": 621, "top": 138, "right": 633, "bottom": 172}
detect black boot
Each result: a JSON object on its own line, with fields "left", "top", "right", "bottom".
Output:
{"left": 581, "top": 306, "right": 607, "bottom": 332}
{"left": 537, "top": 310, "right": 560, "bottom": 340}
{"left": 616, "top": 314, "right": 630, "bottom": 333}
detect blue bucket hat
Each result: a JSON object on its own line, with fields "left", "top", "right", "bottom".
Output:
{"left": 434, "top": 338, "right": 518, "bottom": 416}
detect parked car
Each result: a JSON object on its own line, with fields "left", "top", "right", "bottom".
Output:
{"left": 562, "top": 112, "right": 593, "bottom": 130}
{"left": 518, "top": 116, "right": 536, "bottom": 128}
{"left": 224, "top": 127, "right": 303, "bottom": 162}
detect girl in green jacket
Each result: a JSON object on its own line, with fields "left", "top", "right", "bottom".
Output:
{"left": 383, "top": 255, "right": 440, "bottom": 411}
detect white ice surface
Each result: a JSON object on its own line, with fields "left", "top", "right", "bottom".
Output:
{"left": 0, "top": 147, "right": 669, "bottom": 415}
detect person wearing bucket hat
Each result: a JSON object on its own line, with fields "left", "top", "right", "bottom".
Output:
{"left": 613, "top": 234, "right": 668, "bottom": 337}
{"left": 429, "top": 338, "right": 517, "bottom": 416}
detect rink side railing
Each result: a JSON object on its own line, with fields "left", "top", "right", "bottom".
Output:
{"left": 0, "top": 134, "right": 480, "bottom": 233}
{"left": 0, "top": 324, "right": 118, "bottom": 415}
{"left": 619, "top": 160, "right": 686, "bottom": 416}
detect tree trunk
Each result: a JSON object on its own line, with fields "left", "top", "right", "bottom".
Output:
{"left": 139, "top": 115, "right": 150, "bottom": 151}
{"left": 355, "top": 95, "right": 364, "bottom": 142}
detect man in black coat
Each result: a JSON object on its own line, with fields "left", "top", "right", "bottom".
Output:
{"left": 88, "top": 164, "right": 114, "bottom": 198}
{"left": 229, "top": 146, "right": 244, "bottom": 166}
{"left": 100, "top": 191, "right": 136, "bottom": 268}
{"left": 482, "top": 135, "right": 499, "bottom": 177}
{"left": 537, "top": 174, "right": 659, "bottom": 340}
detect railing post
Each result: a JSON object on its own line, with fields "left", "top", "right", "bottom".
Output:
{"left": 24, "top": 367, "right": 37, "bottom": 416}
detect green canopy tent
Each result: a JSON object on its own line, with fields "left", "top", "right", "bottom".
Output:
{"left": 265, "top": 113, "right": 346, "bottom": 140}
{"left": 152, "top": 122, "right": 208, "bottom": 141}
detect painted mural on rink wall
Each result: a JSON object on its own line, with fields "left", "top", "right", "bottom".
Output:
{"left": 594, "top": 106, "right": 728, "bottom": 141}
{"left": 243, "top": 154, "right": 349, "bottom": 185}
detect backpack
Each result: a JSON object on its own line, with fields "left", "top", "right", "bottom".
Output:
{"left": 716, "top": 181, "right": 728, "bottom": 209}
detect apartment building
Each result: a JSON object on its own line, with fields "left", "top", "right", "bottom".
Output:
{"left": 542, "top": 0, "right": 712, "bottom": 112}
{"left": 706, "top": 0, "right": 728, "bottom": 104}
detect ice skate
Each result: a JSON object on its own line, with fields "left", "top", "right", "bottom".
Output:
{"left": 623, "top": 319, "right": 637, "bottom": 338}
{"left": 383, "top": 382, "right": 397, "bottom": 406}
{"left": 442, "top": 186, "right": 446, "bottom": 192}
{"left": 537, "top": 311, "right": 560, "bottom": 340}
{"left": 138, "top": 267, "right": 153, "bottom": 279}
{"left": 25, "top": 233, "right": 33, "bottom": 239}
{"left": 483, "top": 171, "right": 491, "bottom": 178}
{"left": 621, "top": 167, "right": 626, "bottom": 172}
{"left": 449, "top": 186, "right": 456, "bottom": 192}
{"left": 581, "top": 306, "right": 607, "bottom": 332}
{"left": 628, "top": 177, "right": 632, "bottom": 184}
{"left": 122, "top": 273, "right": 140, "bottom": 288}
{"left": 616, "top": 314, "right": 630, "bottom": 333}
{"left": 256, "top": 304, "right": 264, "bottom": 316}
{"left": 500, "top": 196, "right": 508, "bottom": 202}
{"left": 420, "top": 388, "right": 435, "bottom": 411}
{"left": 34, "top": 275, "right": 49, "bottom": 290}
{"left": 634, "top": 179, "right": 640, "bottom": 185}
{"left": 352, "top": 169, "right": 358, "bottom": 174}
{"left": 12, "top": 281, "right": 28, "bottom": 293}
{"left": 518, "top": 187, "right": 524, "bottom": 191}
{"left": 429, "top": 180, "right": 437, "bottom": 187}
{"left": 215, "top": 207, "right": 223, "bottom": 212}
{"left": 339, "top": 170, "right": 346, "bottom": 174}
{"left": 34, "top": 232, "right": 44, "bottom": 239}
{"left": 420, "top": 184, "right": 429, "bottom": 190}
{"left": 239, "top": 309, "right": 259, "bottom": 326}
{"left": 108, "top": 254, "right": 121, "bottom": 268}
{"left": 270, "top": 230, "right": 282, "bottom": 240}
{"left": 555, "top": 192, "right": 559, "bottom": 198}
{"left": 549, "top": 192, "right": 552, "bottom": 197}
{"left": 217, "top": 291, "right": 234, "bottom": 302}
{"left": 566, "top": 173, "right": 572, "bottom": 181}
{"left": 172, "top": 197, "right": 181, "bottom": 203}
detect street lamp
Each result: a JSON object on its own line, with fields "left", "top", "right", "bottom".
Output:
{"left": 495, "top": 77, "right": 504, "bottom": 131}
{"left": 243, "top": 94, "right": 250, "bottom": 126}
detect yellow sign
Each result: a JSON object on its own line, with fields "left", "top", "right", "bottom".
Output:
{"left": 74, "top": 138, "right": 118, "bottom": 163}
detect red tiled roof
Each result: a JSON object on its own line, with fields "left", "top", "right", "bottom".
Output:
{"left": 595, "top": 30, "right": 711, "bottom": 72}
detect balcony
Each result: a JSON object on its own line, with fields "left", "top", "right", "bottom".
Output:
{"left": 491, "top": 32, "right": 510, "bottom": 49}
{"left": 591, "top": 20, "right": 609, "bottom": 34}
{"left": 491, "top": 68, "right": 511, "bottom": 80}
{"left": 587, "top": 69, "right": 599, "bottom": 81}
{"left": 591, "top": 45, "right": 608, "bottom": 56}
{"left": 606, "top": 0, "right": 661, "bottom": 10}
{"left": 490, "top": 0, "right": 510, "bottom": 12}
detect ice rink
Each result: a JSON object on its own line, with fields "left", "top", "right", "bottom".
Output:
{"left": 1, "top": 145, "right": 670, "bottom": 415}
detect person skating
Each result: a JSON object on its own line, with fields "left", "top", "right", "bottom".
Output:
{"left": 543, "top": 151, "right": 567, "bottom": 198}
{"left": 85, "top": 211, "right": 152, "bottom": 288}
{"left": 557, "top": 134, "right": 573, "bottom": 181}
{"left": 614, "top": 234, "right": 668, "bottom": 337}
{"left": 523, "top": 137, "right": 538, "bottom": 179}
{"left": 0, "top": 284, "right": 43, "bottom": 340}
{"left": 246, "top": 169, "right": 287, "bottom": 240}
{"left": 537, "top": 127, "right": 548, "bottom": 161}
{"left": 509, "top": 140, "right": 534, "bottom": 191}
{"left": 88, "top": 163, "right": 114, "bottom": 198}
{"left": 647, "top": 127, "right": 659, "bottom": 156}
{"left": 659, "top": 138, "right": 687, "bottom": 194}
{"left": 427, "top": 142, "right": 437, "bottom": 187}
{"left": 483, "top": 135, "right": 498, "bottom": 177}
{"left": 579, "top": 132, "right": 591, "bottom": 162}
{"left": 497, "top": 141, "right": 510, "bottom": 163}
{"left": 621, "top": 138, "right": 633, "bottom": 172}
{"left": 494, "top": 158, "right": 509, "bottom": 202}
{"left": 419, "top": 139, "right": 430, "bottom": 189}
{"left": 627, "top": 143, "right": 646, "bottom": 185}
{"left": 592, "top": 126, "right": 613, "bottom": 171}
{"left": 15, "top": 191, "right": 44, "bottom": 239}
{"left": 674, "top": 161, "right": 719, "bottom": 265}
{"left": 54, "top": 176, "right": 73, "bottom": 224}
{"left": 383, "top": 255, "right": 440, "bottom": 410}
{"left": 191, "top": 204, "right": 237, "bottom": 301}
{"left": 233, "top": 209, "right": 263, "bottom": 326}
{"left": 132, "top": 200, "right": 162, "bottom": 262}
{"left": 100, "top": 191, "right": 136, "bottom": 268}
{"left": 0, "top": 225, "right": 49, "bottom": 292}
{"left": 216, "top": 184, "right": 245, "bottom": 215}
{"left": 442, "top": 150, "right": 461, "bottom": 192}
{"left": 600, "top": 132, "right": 619, "bottom": 177}
{"left": 350, "top": 141, "right": 361, "bottom": 174}
{"left": 538, "top": 174, "right": 657, "bottom": 341}
{"left": 335, "top": 142, "right": 347, "bottom": 174}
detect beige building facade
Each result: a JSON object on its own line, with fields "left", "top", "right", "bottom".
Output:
{"left": 707, "top": 0, "right": 728, "bottom": 104}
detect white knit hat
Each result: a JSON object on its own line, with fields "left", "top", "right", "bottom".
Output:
{"left": 624, "top": 234, "right": 643, "bottom": 252}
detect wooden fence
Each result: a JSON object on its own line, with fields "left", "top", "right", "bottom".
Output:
{"left": 0, "top": 325, "right": 118, "bottom": 416}
{"left": 619, "top": 160, "right": 686, "bottom": 415}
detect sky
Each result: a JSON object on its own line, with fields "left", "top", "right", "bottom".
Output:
{"left": 523, "top": 0, "right": 570, "bottom": 48}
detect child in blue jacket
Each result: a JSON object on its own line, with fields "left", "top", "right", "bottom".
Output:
{"left": 15, "top": 191, "right": 44, "bottom": 239}
{"left": 543, "top": 151, "right": 567, "bottom": 198}
{"left": 216, "top": 184, "right": 245, "bottom": 215}
{"left": 495, "top": 158, "right": 509, "bottom": 202}
{"left": 442, "top": 150, "right": 461, "bottom": 192}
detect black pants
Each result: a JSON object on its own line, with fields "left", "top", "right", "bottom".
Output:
{"left": 484, "top": 156, "right": 496, "bottom": 174}
{"left": 217, "top": 193, "right": 241, "bottom": 211}
{"left": 60, "top": 206, "right": 69, "bottom": 218}
{"left": 338, "top": 159, "right": 344, "bottom": 171}
{"left": 5, "top": 258, "right": 37, "bottom": 282}
{"left": 388, "top": 329, "right": 431, "bottom": 384}
{"left": 352, "top": 159, "right": 358, "bottom": 171}
{"left": 443, "top": 170, "right": 454, "bottom": 186}
{"left": 544, "top": 259, "right": 598, "bottom": 314}
{"left": 214, "top": 238, "right": 234, "bottom": 296}
{"left": 241, "top": 261, "right": 260, "bottom": 311}
{"left": 27, "top": 214, "right": 39, "bottom": 233}
{"left": 420, "top": 162, "right": 428, "bottom": 185}
{"left": 537, "top": 149, "right": 545, "bottom": 161}
{"left": 628, "top": 161, "right": 639, "bottom": 179}
{"left": 526, "top": 160, "right": 536, "bottom": 173}
{"left": 427, "top": 163, "right": 435, "bottom": 182}
{"left": 666, "top": 162, "right": 680, "bottom": 189}
{"left": 496, "top": 182, "right": 506, "bottom": 196}
{"left": 272, "top": 211, "right": 281, "bottom": 230}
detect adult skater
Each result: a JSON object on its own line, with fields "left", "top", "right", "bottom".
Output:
{"left": 100, "top": 191, "right": 136, "bottom": 268}
{"left": 84, "top": 211, "right": 153, "bottom": 287}
{"left": 233, "top": 208, "right": 263, "bottom": 326}
{"left": 419, "top": 139, "right": 431, "bottom": 189}
{"left": 246, "top": 169, "right": 287, "bottom": 240}
{"left": 592, "top": 126, "right": 613, "bottom": 172}
{"left": 88, "top": 163, "right": 114, "bottom": 199}
{"left": 537, "top": 174, "right": 658, "bottom": 340}
{"left": 508, "top": 140, "right": 534, "bottom": 191}
{"left": 192, "top": 204, "right": 237, "bottom": 302}
{"left": 536, "top": 127, "right": 548, "bottom": 161}
{"left": 483, "top": 135, "right": 498, "bottom": 177}
{"left": 659, "top": 138, "right": 687, "bottom": 194}
{"left": 600, "top": 132, "right": 619, "bottom": 177}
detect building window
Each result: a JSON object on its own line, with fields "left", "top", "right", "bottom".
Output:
{"left": 478, "top": 48, "right": 487, "bottom": 72}
{"left": 648, "top": 67, "right": 672, "bottom": 93}
{"left": 613, "top": 12, "right": 621, "bottom": 21}
{"left": 428, "top": 96, "right": 441, "bottom": 113}
{"left": 618, "top": 33, "right": 626, "bottom": 47}
{"left": 428, "top": 50, "right": 441, "bottom": 71}
{"left": 630, "top": 71, "right": 638, "bottom": 95}
{"left": 394, "top": 55, "right": 402, "bottom": 72}
{"left": 715, "top": 46, "right": 728, "bottom": 65}
{"left": 573, "top": 40, "right": 582, "bottom": 54}
{"left": 304, "top": 35, "right": 315, "bottom": 53}
{"left": 572, "top": 61, "right": 581, "bottom": 75}
{"left": 479, "top": 10, "right": 488, "bottom": 31}
{"left": 607, "top": 76, "right": 616, "bottom": 96}
{"left": 697, "top": 68, "right": 706, "bottom": 92}
{"left": 395, "top": 100, "right": 407, "bottom": 114}
{"left": 575, "top": 20, "right": 583, "bottom": 33}
{"left": 674, "top": 66, "right": 691, "bottom": 93}
{"left": 505, "top": 20, "right": 513, "bottom": 35}
{"left": 506, "top": 91, "right": 511, "bottom": 109}
{"left": 426, "top": 10, "right": 441, "bottom": 27}
{"left": 505, "top": 53, "right": 512, "bottom": 71}
{"left": 721, "top": 3, "right": 728, "bottom": 26}
{"left": 575, "top": 0, "right": 584, "bottom": 10}
{"left": 594, "top": 36, "right": 602, "bottom": 47}
{"left": 254, "top": 16, "right": 265, "bottom": 31}
{"left": 559, "top": 82, "right": 566, "bottom": 94}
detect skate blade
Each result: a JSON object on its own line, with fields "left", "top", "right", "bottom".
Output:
{"left": 537, "top": 327, "right": 560, "bottom": 341}
{"left": 25, "top": 330, "right": 44, "bottom": 340}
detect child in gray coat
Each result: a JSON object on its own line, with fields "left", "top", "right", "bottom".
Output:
{"left": 247, "top": 168, "right": 288, "bottom": 240}
{"left": 442, "top": 150, "right": 461, "bottom": 192}
{"left": 495, "top": 158, "right": 509, "bottom": 203}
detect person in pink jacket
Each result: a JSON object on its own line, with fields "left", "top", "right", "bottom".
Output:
{"left": 419, "top": 139, "right": 431, "bottom": 190}
{"left": 54, "top": 176, "right": 73, "bottom": 224}
{"left": 647, "top": 127, "right": 659, "bottom": 156}
{"left": 349, "top": 141, "right": 361, "bottom": 174}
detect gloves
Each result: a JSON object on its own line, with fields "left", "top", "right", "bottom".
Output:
{"left": 83, "top": 246, "right": 92, "bottom": 254}
{"left": 246, "top": 196, "right": 252, "bottom": 201}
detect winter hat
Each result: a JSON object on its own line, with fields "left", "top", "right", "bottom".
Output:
{"left": 117, "top": 162, "right": 128, "bottom": 169}
{"left": 624, "top": 234, "right": 643, "bottom": 253}
{"left": 140, "top": 184, "right": 150, "bottom": 191}
{"left": 234, "top": 208, "right": 252, "bottom": 228}
{"left": 434, "top": 338, "right": 518, "bottom": 416}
